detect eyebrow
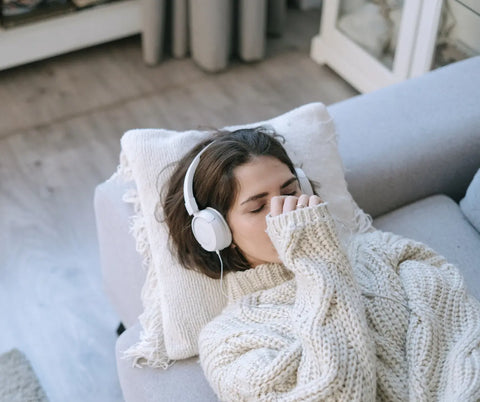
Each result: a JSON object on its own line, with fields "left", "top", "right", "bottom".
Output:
{"left": 240, "top": 177, "right": 298, "bottom": 205}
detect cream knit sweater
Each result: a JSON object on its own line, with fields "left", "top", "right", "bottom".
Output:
{"left": 198, "top": 203, "right": 480, "bottom": 401}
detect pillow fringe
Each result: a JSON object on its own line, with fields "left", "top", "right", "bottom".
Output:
{"left": 122, "top": 268, "right": 175, "bottom": 369}
{"left": 123, "top": 187, "right": 152, "bottom": 272}
{"left": 117, "top": 149, "right": 153, "bottom": 272}
{"left": 117, "top": 151, "right": 134, "bottom": 182}
{"left": 331, "top": 203, "right": 374, "bottom": 249}
{"left": 354, "top": 207, "right": 374, "bottom": 234}
{"left": 117, "top": 150, "right": 174, "bottom": 368}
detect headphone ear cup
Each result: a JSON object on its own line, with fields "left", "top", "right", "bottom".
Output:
{"left": 295, "top": 168, "right": 314, "bottom": 196}
{"left": 191, "top": 208, "right": 232, "bottom": 252}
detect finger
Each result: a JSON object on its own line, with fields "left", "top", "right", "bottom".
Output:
{"left": 308, "top": 195, "right": 323, "bottom": 207}
{"left": 270, "top": 196, "right": 286, "bottom": 217}
{"left": 296, "top": 194, "right": 310, "bottom": 209}
{"left": 283, "top": 196, "right": 298, "bottom": 214}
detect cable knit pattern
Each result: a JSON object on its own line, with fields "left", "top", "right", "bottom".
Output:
{"left": 198, "top": 204, "right": 480, "bottom": 401}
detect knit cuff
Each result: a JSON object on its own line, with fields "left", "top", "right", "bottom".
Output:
{"left": 266, "top": 202, "right": 330, "bottom": 229}
{"left": 266, "top": 202, "right": 332, "bottom": 241}
{"left": 265, "top": 203, "right": 340, "bottom": 264}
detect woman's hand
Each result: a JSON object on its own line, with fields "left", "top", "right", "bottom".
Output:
{"left": 270, "top": 194, "right": 323, "bottom": 217}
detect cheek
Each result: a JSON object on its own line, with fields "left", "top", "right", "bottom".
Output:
{"left": 228, "top": 212, "right": 280, "bottom": 265}
{"left": 229, "top": 213, "right": 268, "bottom": 244}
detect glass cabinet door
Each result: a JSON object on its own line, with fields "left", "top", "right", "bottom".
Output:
{"left": 311, "top": 0, "right": 421, "bottom": 92}
{"left": 411, "top": 0, "right": 480, "bottom": 76}
{"left": 311, "top": 0, "right": 479, "bottom": 92}
{"left": 336, "top": 0, "right": 406, "bottom": 70}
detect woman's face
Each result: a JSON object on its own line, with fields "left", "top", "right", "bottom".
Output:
{"left": 227, "top": 155, "right": 300, "bottom": 267}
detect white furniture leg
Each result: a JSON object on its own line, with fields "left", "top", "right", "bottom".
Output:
{"left": 239, "top": 0, "right": 267, "bottom": 61}
{"left": 142, "top": 0, "right": 166, "bottom": 65}
{"left": 172, "top": 0, "right": 189, "bottom": 58}
{"left": 189, "top": 0, "right": 233, "bottom": 72}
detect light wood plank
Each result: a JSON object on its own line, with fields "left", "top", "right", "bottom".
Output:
{"left": 0, "top": 38, "right": 205, "bottom": 139}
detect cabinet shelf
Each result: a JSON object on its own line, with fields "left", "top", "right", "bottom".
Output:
{"left": 0, "top": 0, "right": 141, "bottom": 70}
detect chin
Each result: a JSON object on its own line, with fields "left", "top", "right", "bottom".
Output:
{"left": 263, "top": 253, "right": 282, "bottom": 265}
{"left": 244, "top": 245, "right": 280, "bottom": 266}
{"left": 250, "top": 255, "right": 280, "bottom": 267}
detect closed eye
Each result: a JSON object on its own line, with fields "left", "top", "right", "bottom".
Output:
{"left": 250, "top": 205, "right": 265, "bottom": 214}
{"left": 249, "top": 190, "right": 298, "bottom": 213}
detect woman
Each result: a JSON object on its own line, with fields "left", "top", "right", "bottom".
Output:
{"left": 163, "top": 127, "right": 480, "bottom": 401}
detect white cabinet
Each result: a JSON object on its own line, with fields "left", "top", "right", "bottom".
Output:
{"left": 0, "top": 0, "right": 142, "bottom": 71}
{"left": 310, "top": 0, "right": 452, "bottom": 93}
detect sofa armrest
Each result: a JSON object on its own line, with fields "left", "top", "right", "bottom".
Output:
{"left": 328, "top": 56, "right": 480, "bottom": 218}
{"left": 94, "top": 175, "right": 146, "bottom": 327}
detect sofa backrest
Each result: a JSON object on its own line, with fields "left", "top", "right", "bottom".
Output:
{"left": 328, "top": 56, "right": 480, "bottom": 218}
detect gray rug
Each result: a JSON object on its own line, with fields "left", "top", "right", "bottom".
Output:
{"left": 0, "top": 349, "right": 49, "bottom": 402}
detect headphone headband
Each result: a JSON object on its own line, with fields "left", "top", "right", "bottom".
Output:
{"left": 183, "top": 142, "right": 213, "bottom": 216}
{"left": 183, "top": 141, "right": 232, "bottom": 252}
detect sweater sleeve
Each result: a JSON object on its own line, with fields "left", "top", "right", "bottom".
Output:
{"left": 361, "top": 230, "right": 480, "bottom": 401}
{"left": 198, "top": 204, "right": 376, "bottom": 401}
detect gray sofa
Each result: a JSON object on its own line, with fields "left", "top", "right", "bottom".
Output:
{"left": 94, "top": 56, "right": 480, "bottom": 401}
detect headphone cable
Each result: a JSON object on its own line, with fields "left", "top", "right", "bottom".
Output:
{"left": 215, "top": 250, "right": 232, "bottom": 302}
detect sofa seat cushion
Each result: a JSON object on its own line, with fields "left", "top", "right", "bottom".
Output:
{"left": 116, "top": 323, "right": 217, "bottom": 402}
{"left": 373, "top": 194, "right": 480, "bottom": 300}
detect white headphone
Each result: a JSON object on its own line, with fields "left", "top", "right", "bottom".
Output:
{"left": 183, "top": 142, "right": 314, "bottom": 252}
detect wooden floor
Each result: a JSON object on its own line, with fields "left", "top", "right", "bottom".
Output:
{"left": 0, "top": 8, "right": 357, "bottom": 402}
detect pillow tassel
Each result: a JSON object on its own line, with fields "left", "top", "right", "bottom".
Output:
{"left": 123, "top": 187, "right": 151, "bottom": 272}
{"left": 122, "top": 266, "right": 175, "bottom": 369}
{"left": 118, "top": 150, "right": 174, "bottom": 368}
{"left": 354, "top": 206, "right": 374, "bottom": 234}
{"left": 117, "top": 151, "right": 134, "bottom": 182}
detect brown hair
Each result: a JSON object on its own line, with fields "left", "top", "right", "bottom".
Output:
{"left": 161, "top": 127, "right": 298, "bottom": 278}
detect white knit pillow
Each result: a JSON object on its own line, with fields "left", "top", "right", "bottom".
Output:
{"left": 119, "top": 102, "right": 372, "bottom": 366}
